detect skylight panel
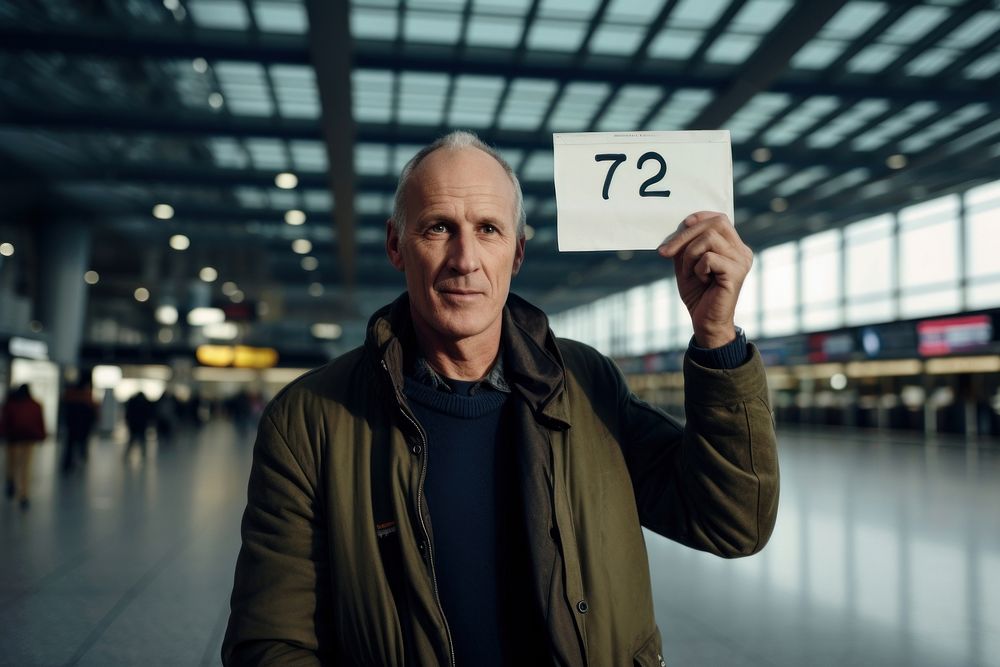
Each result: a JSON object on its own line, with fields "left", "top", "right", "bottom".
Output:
{"left": 353, "top": 69, "right": 394, "bottom": 123}
{"left": 355, "top": 143, "right": 390, "bottom": 175}
{"left": 253, "top": 1, "right": 308, "bottom": 34}
{"left": 881, "top": 5, "right": 948, "bottom": 45}
{"left": 807, "top": 99, "right": 889, "bottom": 149}
{"left": 471, "top": 0, "right": 532, "bottom": 15}
{"left": 521, "top": 152, "right": 554, "bottom": 181}
{"left": 730, "top": 0, "right": 792, "bottom": 34}
{"left": 648, "top": 28, "right": 703, "bottom": 59}
{"left": 409, "top": 0, "right": 463, "bottom": 8}
{"left": 466, "top": 15, "right": 525, "bottom": 47}
{"left": 270, "top": 65, "right": 320, "bottom": 118}
{"left": 705, "top": 34, "right": 761, "bottom": 65}
{"left": 209, "top": 137, "right": 249, "bottom": 169}
{"left": 605, "top": 0, "right": 667, "bottom": 22}
{"left": 498, "top": 79, "right": 559, "bottom": 130}
{"left": 357, "top": 193, "right": 389, "bottom": 215}
{"left": 397, "top": 72, "right": 450, "bottom": 125}
{"left": 595, "top": 85, "right": 662, "bottom": 131}
{"left": 269, "top": 189, "right": 297, "bottom": 209}
{"left": 214, "top": 61, "right": 273, "bottom": 116}
{"left": 304, "top": 190, "right": 332, "bottom": 212}
{"left": 846, "top": 43, "right": 903, "bottom": 73}
{"left": 763, "top": 96, "right": 840, "bottom": 145}
{"left": 646, "top": 88, "right": 713, "bottom": 130}
{"left": 234, "top": 186, "right": 268, "bottom": 208}
{"left": 547, "top": 82, "right": 612, "bottom": 131}
{"left": 668, "top": 0, "right": 729, "bottom": 29}
{"left": 774, "top": 166, "right": 830, "bottom": 197}
{"left": 404, "top": 10, "right": 463, "bottom": 44}
{"left": 904, "top": 48, "right": 959, "bottom": 77}
{"left": 246, "top": 139, "right": 287, "bottom": 170}
{"left": 900, "top": 103, "right": 989, "bottom": 153}
{"left": 526, "top": 20, "right": 589, "bottom": 51}
{"left": 850, "top": 101, "right": 938, "bottom": 150}
{"left": 538, "top": 0, "right": 602, "bottom": 21}
{"left": 589, "top": 24, "right": 646, "bottom": 56}
{"left": 964, "top": 52, "right": 1000, "bottom": 80}
{"left": 822, "top": 2, "right": 888, "bottom": 40}
{"left": 942, "top": 11, "right": 1000, "bottom": 48}
{"left": 498, "top": 148, "right": 525, "bottom": 170}
{"left": 814, "top": 168, "right": 870, "bottom": 200}
{"left": 352, "top": 6, "right": 399, "bottom": 40}
{"left": 448, "top": 75, "right": 506, "bottom": 128}
{"left": 393, "top": 144, "right": 426, "bottom": 172}
{"left": 791, "top": 40, "right": 848, "bottom": 70}
{"left": 737, "top": 164, "right": 789, "bottom": 195}
{"left": 290, "top": 141, "right": 327, "bottom": 172}
{"left": 187, "top": 0, "right": 250, "bottom": 29}
{"left": 726, "top": 92, "right": 791, "bottom": 143}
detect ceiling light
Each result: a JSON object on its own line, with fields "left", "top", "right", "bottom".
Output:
{"left": 155, "top": 305, "right": 179, "bottom": 325}
{"left": 152, "top": 204, "right": 174, "bottom": 220}
{"left": 29, "top": 320, "right": 43, "bottom": 333}
{"left": 523, "top": 225, "right": 535, "bottom": 241}
{"left": 308, "top": 282, "right": 324, "bottom": 297}
{"left": 93, "top": 365, "right": 123, "bottom": 389}
{"left": 221, "top": 281, "right": 238, "bottom": 296}
{"left": 187, "top": 307, "right": 225, "bottom": 326}
{"left": 199, "top": 266, "right": 218, "bottom": 282}
{"left": 886, "top": 154, "right": 908, "bottom": 169}
{"left": 311, "top": 323, "right": 343, "bottom": 340}
{"left": 0, "top": 242, "right": 14, "bottom": 257}
{"left": 751, "top": 147, "right": 772, "bottom": 163}
{"left": 617, "top": 250, "right": 634, "bottom": 261}
{"left": 84, "top": 270, "right": 99, "bottom": 285}
{"left": 284, "top": 209, "right": 306, "bottom": 226}
{"left": 292, "top": 239, "right": 312, "bottom": 254}
{"left": 274, "top": 172, "right": 298, "bottom": 189}
{"left": 169, "top": 234, "right": 190, "bottom": 250}
{"left": 162, "top": 0, "right": 179, "bottom": 9}
{"left": 231, "top": 290, "right": 245, "bottom": 303}
{"left": 203, "top": 322, "right": 239, "bottom": 340}
{"left": 301, "top": 256, "right": 318, "bottom": 271}
{"left": 770, "top": 197, "right": 789, "bottom": 213}
{"left": 208, "top": 92, "right": 224, "bottom": 109}
{"left": 192, "top": 57, "right": 208, "bottom": 73}
{"left": 134, "top": 287, "right": 150, "bottom": 303}
{"left": 158, "top": 328, "right": 175, "bottom": 344}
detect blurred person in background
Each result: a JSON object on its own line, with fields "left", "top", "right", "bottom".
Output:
{"left": 1, "top": 384, "right": 47, "bottom": 510}
{"left": 123, "top": 391, "right": 153, "bottom": 459}
{"left": 61, "top": 376, "right": 98, "bottom": 472}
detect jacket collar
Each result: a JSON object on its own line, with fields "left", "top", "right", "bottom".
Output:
{"left": 364, "top": 292, "right": 570, "bottom": 428}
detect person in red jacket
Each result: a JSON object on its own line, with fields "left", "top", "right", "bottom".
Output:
{"left": 2, "top": 384, "right": 47, "bottom": 509}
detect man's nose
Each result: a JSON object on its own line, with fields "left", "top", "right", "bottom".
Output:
{"left": 447, "top": 229, "right": 480, "bottom": 274}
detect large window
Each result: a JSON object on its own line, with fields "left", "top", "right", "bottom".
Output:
{"left": 547, "top": 178, "right": 998, "bottom": 355}
{"left": 898, "top": 195, "right": 960, "bottom": 317}
{"left": 845, "top": 215, "right": 895, "bottom": 325}
{"left": 801, "top": 229, "right": 842, "bottom": 331}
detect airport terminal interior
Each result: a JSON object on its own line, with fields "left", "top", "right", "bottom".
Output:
{"left": 1, "top": 0, "right": 998, "bottom": 664}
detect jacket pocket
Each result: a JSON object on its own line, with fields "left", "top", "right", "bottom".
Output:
{"left": 632, "top": 631, "right": 666, "bottom": 667}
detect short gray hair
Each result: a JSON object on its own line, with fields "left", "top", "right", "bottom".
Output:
{"left": 390, "top": 130, "right": 526, "bottom": 240}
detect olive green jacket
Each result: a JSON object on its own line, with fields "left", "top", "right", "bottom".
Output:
{"left": 223, "top": 294, "right": 779, "bottom": 667}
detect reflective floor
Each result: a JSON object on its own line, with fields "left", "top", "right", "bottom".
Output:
{"left": 1, "top": 422, "right": 998, "bottom": 666}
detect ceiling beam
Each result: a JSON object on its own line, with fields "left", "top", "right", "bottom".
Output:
{"left": 0, "top": 25, "right": 995, "bottom": 108}
{"left": 689, "top": 0, "right": 850, "bottom": 129}
{"left": 305, "top": 0, "right": 357, "bottom": 293}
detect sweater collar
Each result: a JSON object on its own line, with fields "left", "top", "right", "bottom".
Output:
{"left": 365, "top": 292, "right": 570, "bottom": 428}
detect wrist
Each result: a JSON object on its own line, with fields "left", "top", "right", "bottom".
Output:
{"left": 693, "top": 324, "right": 737, "bottom": 350}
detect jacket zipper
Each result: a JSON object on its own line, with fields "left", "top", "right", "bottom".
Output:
{"left": 382, "top": 360, "right": 457, "bottom": 667}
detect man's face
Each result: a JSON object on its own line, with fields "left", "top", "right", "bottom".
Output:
{"left": 386, "top": 147, "right": 525, "bottom": 345}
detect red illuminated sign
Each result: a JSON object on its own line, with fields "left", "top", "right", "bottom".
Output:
{"left": 916, "top": 315, "right": 992, "bottom": 356}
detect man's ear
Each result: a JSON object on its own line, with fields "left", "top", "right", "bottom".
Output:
{"left": 386, "top": 220, "right": 405, "bottom": 272}
{"left": 512, "top": 235, "right": 526, "bottom": 276}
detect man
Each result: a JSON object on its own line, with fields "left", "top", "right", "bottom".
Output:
{"left": 223, "top": 131, "right": 778, "bottom": 666}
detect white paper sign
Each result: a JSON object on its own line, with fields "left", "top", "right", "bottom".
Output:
{"left": 553, "top": 130, "right": 734, "bottom": 251}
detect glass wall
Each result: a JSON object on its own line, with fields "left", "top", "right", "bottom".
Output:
{"left": 549, "top": 178, "right": 1000, "bottom": 356}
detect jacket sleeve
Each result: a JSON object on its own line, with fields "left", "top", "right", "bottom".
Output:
{"left": 615, "top": 344, "right": 779, "bottom": 557}
{"left": 222, "top": 406, "right": 334, "bottom": 666}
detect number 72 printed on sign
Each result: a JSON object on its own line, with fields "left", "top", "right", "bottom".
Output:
{"left": 553, "top": 131, "right": 735, "bottom": 251}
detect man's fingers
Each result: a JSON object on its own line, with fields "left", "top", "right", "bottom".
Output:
{"left": 691, "top": 252, "right": 743, "bottom": 286}
{"left": 658, "top": 211, "right": 733, "bottom": 257}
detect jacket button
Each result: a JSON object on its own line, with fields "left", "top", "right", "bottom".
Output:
{"left": 411, "top": 444, "right": 422, "bottom": 455}
{"left": 576, "top": 600, "right": 589, "bottom": 614}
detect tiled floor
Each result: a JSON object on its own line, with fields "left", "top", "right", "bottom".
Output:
{"left": 1, "top": 422, "right": 998, "bottom": 666}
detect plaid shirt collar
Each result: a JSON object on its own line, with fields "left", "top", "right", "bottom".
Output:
{"left": 411, "top": 352, "right": 511, "bottom": 395}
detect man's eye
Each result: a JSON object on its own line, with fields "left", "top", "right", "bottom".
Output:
{"left": 428, "top": 223, "right": 448, "bottom": 234}
{"left": 482, "top": 224, "right": 497, "bottom": 234}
